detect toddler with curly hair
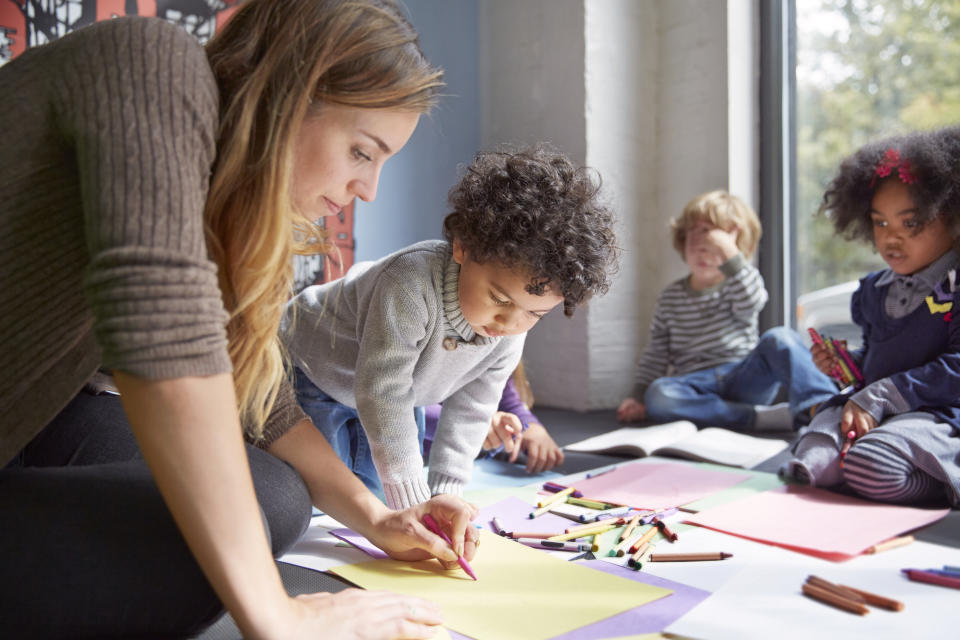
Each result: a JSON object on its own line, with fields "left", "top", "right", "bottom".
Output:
{"left": 281, "top": 145, "right": 618, "bottom": 509}
{"left": 782, "top": 125, "right": 960, "bottom": 507}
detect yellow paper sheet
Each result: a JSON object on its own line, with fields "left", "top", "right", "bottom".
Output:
{"left": 331, "top": 530, "right": 672, "bottom": 640}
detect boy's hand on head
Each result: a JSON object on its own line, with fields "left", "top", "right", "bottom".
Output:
{"left": 703, "top": 225, "right": 741, "bottom": 261}
{"left": 518, "top": 422, "right": 564, "bottom": 473}
{"left": 371, "top": 495, "right": 479, "bottom": 568}
{"left": 617, "top": 397, "right": 646, "bottom": 422}
{"left": 840, "top": 400, "right": 876, "bottom": 440}
{"left": 484, "top": 412, "right": 523, "bottom": 456}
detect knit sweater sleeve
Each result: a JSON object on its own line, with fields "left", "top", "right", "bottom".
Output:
{"left": 720, "top": 253, "right": 769, "bottom": 320}
{"left": 353, "top": 270, "right": 435, "bottom": 510}
{"left": 428, "top": 340, "right": 523, "bottom": 497}
{"left": 56, "top": 18, "right": 231, "bottom": 379}
{"left": 633, "top": 292, "right": 671, "bottom": 397}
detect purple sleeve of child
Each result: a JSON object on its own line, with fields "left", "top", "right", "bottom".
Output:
{"left": 498, "top": 378, "right": 539, "bottom": 426}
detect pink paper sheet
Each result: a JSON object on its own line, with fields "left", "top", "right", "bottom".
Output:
{"left": 573, "top": 461, "right": 750, "bottom": 510}
{"left": 684, "top": 484, "right": 950, "bottom": 559}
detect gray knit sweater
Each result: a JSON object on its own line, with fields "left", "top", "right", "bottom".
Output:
{"left": 0, "top": 18, "right": 305, "bottom": 465}
{"left": 633, "top": 253, "right": 769, "bottom": 397}
{"left": 282, "top": 240, "right": 525, "bottom": 509}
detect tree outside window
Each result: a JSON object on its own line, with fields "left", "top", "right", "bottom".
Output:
{"left": 795, "top": 0, "right": 960, "bottom": 296}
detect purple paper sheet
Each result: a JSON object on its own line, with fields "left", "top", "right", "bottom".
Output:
{"left": 550, "top": 560, "right": 710, "bottom": 638}
{"left": 330, "top": 528, "right": 388, "bottom": 559}
{"left": 475, "top": 495, "right": 573, "bottom": 537}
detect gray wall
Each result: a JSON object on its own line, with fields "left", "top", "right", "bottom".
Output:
{"left": 353, "top": 0, "right": 481, "bottom": 260}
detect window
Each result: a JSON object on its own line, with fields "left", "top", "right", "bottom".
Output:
{"left": 764, "top": 0, "right": 960, "bottom": 330}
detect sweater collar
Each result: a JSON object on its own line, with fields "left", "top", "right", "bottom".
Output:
{"left": 876, "top": 249, "right": 959, "bottom": 290}
{"left": 442, "top": 248, "right": 497, "bottom": 346}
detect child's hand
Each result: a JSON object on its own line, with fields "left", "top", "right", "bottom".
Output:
{"left": 810, "top": 341, "right": 841, "bottom": 377}
{"left": 617, "top": 397, "right": 646, "bottom": 422}
{"left": 370, "top": 495, "right": 480, "bottom": 568}
{"left": 516, "top": 422, "right": 564, "bottom": 473}
{"left": 701, "top": 225, "right": 740, "bottom": 261}
{"left": 840, "top": 400, "right": 877, "bottom": 441}
{"left": 484, "top": 411, "right": 524, "bottom": 457}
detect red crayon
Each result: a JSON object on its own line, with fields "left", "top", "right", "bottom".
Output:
{"left": 652, "top": 517, "right": 679, "bottom": 542}
{"left": 902, "top": 568, "right": 960, "bottom": 590}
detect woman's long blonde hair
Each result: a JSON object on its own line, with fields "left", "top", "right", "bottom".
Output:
{"left": 204, "top": 0, "right": 443, "bottom": 439}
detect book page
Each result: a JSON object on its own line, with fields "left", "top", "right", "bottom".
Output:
{"left": 653, "top": 427, "right": 788, "bottom": 468}
{"left": 563, "top": 421, "right": 698, "bottom": 457}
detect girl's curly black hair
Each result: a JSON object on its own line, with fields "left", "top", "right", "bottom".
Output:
{"left": 819, "top": 125, "right": 960, "bottom": 245}
{"left": 443, "top": 145, "right": 619, "bottom": 317}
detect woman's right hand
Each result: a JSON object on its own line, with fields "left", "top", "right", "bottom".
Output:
{"left": 281, "top": 589, "right": 444, "bottom": 639}
{"left": 617, "top": 397, "right": 646, "bottom": 422}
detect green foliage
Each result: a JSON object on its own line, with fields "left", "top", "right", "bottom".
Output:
{"left": 796, "top": 0, "right": 960, "bottom": 293}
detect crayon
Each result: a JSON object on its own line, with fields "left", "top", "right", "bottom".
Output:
{"left": 648, "top": 552, "right": 732, "bottom": 562}
{"left": 514, "top": 538, "right": 592, "bottom": 552}
{"left": 422, "top": 514, "right": 477, "bottom": 581}
{"left": 864, "top": 535, "right": 913, "bottom": 554}
{"left": 902, "top": 568, "right": 960, "bottom": 590}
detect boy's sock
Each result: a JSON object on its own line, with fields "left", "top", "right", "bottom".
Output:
{"left": 780, "top": 432, "right": 843, "bottom": 487}
{"left": 753, "top": 402, "right": 792, "bottom": 432}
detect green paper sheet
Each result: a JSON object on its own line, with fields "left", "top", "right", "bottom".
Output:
{"left": 331, "top": 530, "right": 672, "bottom": 640}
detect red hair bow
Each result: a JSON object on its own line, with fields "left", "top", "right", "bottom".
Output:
{"left": 873, "top": 148, "right": 917, "bottom": 186}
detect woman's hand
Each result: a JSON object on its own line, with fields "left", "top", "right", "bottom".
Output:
{"left": 365, "top": 495, "right": 480, "bottom": 570}
{"left": 514, "top": 422, "right": 564, "bottom": 473}
{"left": 617, "top": 397, "right": 646, "bottom": 422}
{"left": 483, "top": 411, "right": 524, "bottom": 457}
{"left": 281, "top": 589, "right": 444, "bottom": 640}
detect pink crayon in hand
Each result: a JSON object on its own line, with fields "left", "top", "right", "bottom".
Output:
{"left": 839, "top": 430, "right": 856, "bottom": 466}
{"left": 422, "top": 513, "right": 477, "bottom": 581}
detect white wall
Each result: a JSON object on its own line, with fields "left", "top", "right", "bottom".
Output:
{"left": 479, "top": 0, "right": 758, "bottom": 410}
{"left": 583, "top": 0, "right": 660, "bottom": 408}
{"left": 478, "top": 0, "right": 591, "bottom": 408}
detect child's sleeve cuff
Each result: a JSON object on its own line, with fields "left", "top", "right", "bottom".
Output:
{"left": 383, "top": 477, "right": 433, "bottom": 510}
{"left": 427, "top": 469, "right": 465, "bottom": 500}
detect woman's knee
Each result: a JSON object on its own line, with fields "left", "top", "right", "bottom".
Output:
{"left": 247, "top": 446, "right": 311, "bottom": 556}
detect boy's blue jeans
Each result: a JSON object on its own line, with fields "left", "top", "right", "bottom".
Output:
{"left": 643, "top": 327, "right": 836, "bottom": 430}
{"left": 292, "top": 367, "right": 425, "bottom": 500}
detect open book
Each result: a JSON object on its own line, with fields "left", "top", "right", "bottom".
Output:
{"left": 564, "top": 421, "right": 788, "bottom": 469}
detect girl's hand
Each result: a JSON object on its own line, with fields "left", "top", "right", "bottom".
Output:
{"left": 840, "top": 400, "right": 876, "bottom": 440}
{"left": 282, "top": 589, "right": 444, "bottom": 640}
{"left": 810, "top": 342, "right": 840, "bottom": 377}
{"left": 366, "top": 495, "right": 480, "bottom": 570}
{"left": 484, "top": 411, "right": 524, "bottom": 457}
{"left": 515, "top": 422, "right": 564, "bottom": 473}
{"left": 617, "top": 397, "right": 646, "bottom": 422}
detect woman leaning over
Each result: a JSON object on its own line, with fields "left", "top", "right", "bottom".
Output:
{"left": 0, "top": 1, "right": 476, "bottom": 638}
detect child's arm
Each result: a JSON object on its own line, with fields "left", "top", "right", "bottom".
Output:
{"left": 630, "top": 294, "right": 672, "bottom": 396}
{"left": 430, "top": 348, "right": 523, "bottom": 494}
{"left": 352, "top": 275, "right": 435, "bottom": 510}
{"left": 720, "top": 254, "right": 769, "bottom": 319}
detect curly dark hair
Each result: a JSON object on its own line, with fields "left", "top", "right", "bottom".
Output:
{"left": 443, "top": 145, "right": 619, "bottom": 317}
{"left": 819, "top": 125, "right": 960, "bottom": 245}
